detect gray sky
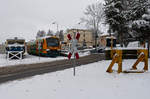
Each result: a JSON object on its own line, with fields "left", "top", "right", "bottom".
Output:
{"left": 0, "top": 0, "right": 104, "bottom": 43}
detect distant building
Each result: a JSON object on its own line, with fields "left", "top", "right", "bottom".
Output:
{"left": 99, "top": 33, "right": 117, "bottom": 48}
{"left": 99, "top": 34, "right": 109, "bottom": 48}
{"left": 64, "top": 29, "right": 94, "bottom": 48}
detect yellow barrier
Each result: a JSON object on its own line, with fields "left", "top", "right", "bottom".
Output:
{"left": 106, "top": 49, "right": 148, "bottom": 73}
{"left": 132, "top": 49, "right": 148, "bottom": 71}
{"left": 106, "top": 50, "right": 122, "bottom": 73}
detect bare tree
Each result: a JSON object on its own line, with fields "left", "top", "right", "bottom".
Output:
{"left": 54, "top": 30, "right": 64, "bottom": 41}
{"left": 47, "top": 29, "right": 54, "bottom": 36}
{"left": 55, "top": 31, "right": 60, "bottom": 37}
{"left": 81, "top": 2, "right": 104, "bottom": 48}
{"left": 59, "top": 30, "right": 64, "bottom": 41}
{"left": 36, "top": 30, "right": 46, "bottom": 39}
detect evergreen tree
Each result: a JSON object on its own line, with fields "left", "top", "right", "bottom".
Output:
{"left": 129, "top": 0, "right": 149, "bottom": 21}
{"left": 131, "top": 0, "right": 150, "bottom": 41}
{"left": 55, "top": 31, "right": 60, "bottom": 37}
{"left": 129, "top": 0, "right": 150, "bottom": 57}
{"left": 59, "top": 30, "right": 64, "bottom": 41}
{"left": 104, "top": 0, "right": 129, "bottom": 47}
{"left": 132, "top": 8, "right": 150, "bottom": 41}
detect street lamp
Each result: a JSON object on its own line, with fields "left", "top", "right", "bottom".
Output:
{"left": 78, "top": 22, "right": 86, "bottom": 47}
{"left": 52, "top": 22, "right": 59, "bottom": 32}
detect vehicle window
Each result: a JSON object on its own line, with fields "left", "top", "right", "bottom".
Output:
{"left": 46, "top": 38, "right": 59, "bottom": 47}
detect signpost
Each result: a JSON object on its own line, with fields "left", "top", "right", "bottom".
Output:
{"left": 38, "top": 41, "right": 41, "bottom": 60}
{"left": 67, "top": 32, "right": 80, "bottom": 76}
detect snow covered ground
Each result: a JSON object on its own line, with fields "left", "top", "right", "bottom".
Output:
{"left": 0, "top": 53, "right": 67, "bottom": 67}
{"left": 0, "top": 51, "right": 90, "bottom": 67}
{"left": 0, "top": 59, "right": 150, "bottom": 99}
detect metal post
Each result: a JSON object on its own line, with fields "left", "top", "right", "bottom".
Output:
{"left": 73, "top": 53, "right": 76, "bottom": 76}
{"left": 20, "top": 52, "right": 22, "bottom": 59}
{"left": 38, "top": 42, "right": 40, "bottom": 60}
{"left": 39, "top": 49, "right": 40, "bottom": 60}
{"left": 95, "top": 31, "right": 97, "bottom": 51}
{"left": 57, "top": 24, "right": 59, "bottom": 32}
{"left": 52, "top": 22, "right": 59, "bottom": 32}
{"left": 73, "top": 31, "right": 76, "bottom": 76}
{"left": 7, "top": 52, "right": 9, "bottom": 60}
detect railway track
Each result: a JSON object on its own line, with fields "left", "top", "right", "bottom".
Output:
{"left": 0, "top": 53, "right": 105, "bottom": 84}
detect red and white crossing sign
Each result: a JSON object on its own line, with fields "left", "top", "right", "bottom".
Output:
{"left": 67, "top": 32, "right": 80, "bottom": 60}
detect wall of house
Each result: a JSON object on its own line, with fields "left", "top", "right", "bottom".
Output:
{"left": 64, "top": 29, "right": 94, "bottom": 48}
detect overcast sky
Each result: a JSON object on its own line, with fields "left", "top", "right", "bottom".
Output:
{"left": 0, "top": 0, "right": 104, "bottom": 43}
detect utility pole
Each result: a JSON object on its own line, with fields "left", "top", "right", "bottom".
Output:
{"left": 93, "top": 19, "right": 98, "bottom": 51}
{"left": 95, "top": 31, "right": 97, "bottom": 50}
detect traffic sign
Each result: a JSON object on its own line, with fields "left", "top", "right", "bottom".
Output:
{"left": 67, "top": 32, "right": 80, "bottom": 59}
{"left": 67, "top": 32, "right": 80, "bottom": 76}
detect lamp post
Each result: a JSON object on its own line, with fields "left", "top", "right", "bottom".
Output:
{"left": 52, "top": 22, "right": 59, "bottom": 32}
{"left": 78, "top": 22, "right": 86, "bottom": 48}
{"left": 83, "top": 30, "right": 86, "bottom": 47}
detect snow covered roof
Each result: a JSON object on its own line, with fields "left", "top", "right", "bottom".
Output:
{"left": 105, "top": 47, "right": 146, "bottom": 50}
{"left": 106, "top": 36, "right": 116, "bottom": 39}
{"left": 7, "top": 43, "right": 25, "bottom": 47}
{"left": 100, "top": 32, "right": 115, "bottom": 37}
{"left": 36, "top": 36, "right": 57, "bottom": 40}
{"left": 6, "top": 37, "right": 25, "bottom": 41}
{"left": 100, "top": 33, "right": 109, "bottom": 36}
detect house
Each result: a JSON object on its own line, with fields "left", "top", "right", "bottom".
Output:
{"left": 64, "top": 29, "right": 94, "bottom": 49}
{"left": 99, "top": 33, "right": 116, "bottom": 48}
